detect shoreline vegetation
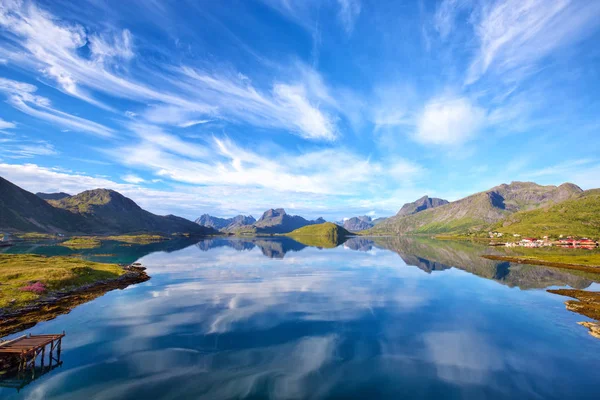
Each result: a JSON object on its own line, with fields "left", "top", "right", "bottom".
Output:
{"left": 481, "top": 254, "right": 600, "bottom": 273}
{"left": 12, "top": 233, "right": 173, "bottom": 248}
{"left": 0, "top": 254, "right": 149, "bottom": 337}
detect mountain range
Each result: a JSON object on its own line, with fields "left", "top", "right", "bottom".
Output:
{"left": 195, "top": 214, "right": 256, "bottom": 231}
{"left": 0, "top": 176, "right": 216, "bottom": 236}
{"left": 336, "top": 216, "right": 386, "bottom": 232}
{"left": 370, "top": 181, "right": 585, "bottom": 235}
{"left": 196, "top": 208, "right": 325, "bottom": 234}
{"left": 3, "top": 175, "right": 598, "bottom": 239}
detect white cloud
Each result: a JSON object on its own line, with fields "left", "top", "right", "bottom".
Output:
{"left": 466, "top": 0, "right": 600, "bottom": 84}
{"left": 121, "top": 174, "right": 145, "bottom": 184}
{"left": 178, "top": 119, "right": 211, "bottom": 128}
{"left": 0, "top": 117, "right": 16, "bottom": 130}
{"left": 272, "top": 83, "right": 336, "bottom": 140}
{"left": 415, "top": 96, "right": 486, "bottom": 146}
{"left": 88, "top": 29, "right": 134, "bottom": 62}
{"left": 0, "top": 1, "right": 341, "bottom": 141}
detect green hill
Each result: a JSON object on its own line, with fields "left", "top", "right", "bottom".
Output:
{"left": 491, "top": 190, "right": 600, "bottom": 239}
{"left": 369, "top": 182, "right": 583, "bottom": 235}
{"left": 49, "top": 189, "right": 216, "bottom": 235}
{"left": 287, "top": 222, "right": 352, "bottom": 248}
{"left": 0, "top": 176, "right": 90, "bottom": 233}
{"left": 0, "top": 176, "right": 216, "bottom": 236}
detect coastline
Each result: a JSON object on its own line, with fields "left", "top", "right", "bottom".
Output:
{"left": 547, "top": 289, "right": 600, "bottom": 339}
{"left": 0, "top": 266, "right": 149, "bottom": 337}
{"left": 481, "top": 254, "right": 600, "bottom": 274}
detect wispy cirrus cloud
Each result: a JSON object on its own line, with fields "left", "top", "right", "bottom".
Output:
{"left": 108, "top": 129, "right": 425, "bottom": 197}
{"left": 0, "top": 77, "right": 115, "bottom": 136}
{"left": 0, "top": 139, "right": 58, "bottom": 158}
{"left": 336, "top": 0, "right": 361, "bottom": 34}
{"left": 0, "top": 0, "right": 340, "bottom": 141}
{"left": 466, "top": 0, "right": 600, "bottom": 84}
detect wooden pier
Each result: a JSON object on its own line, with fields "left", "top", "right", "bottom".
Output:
{"left": 0, "top": 333, "right": 65, "bottom": 375}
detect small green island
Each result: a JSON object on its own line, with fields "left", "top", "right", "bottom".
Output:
{"left": 286, "top": 222, "right": 352, "bottom": 248}
{"left": 58, "top": 234, "right": 167, "bottom": 249}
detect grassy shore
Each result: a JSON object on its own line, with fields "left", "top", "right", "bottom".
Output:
{"left": 16, "top": 232, "right": 58, "bottom": 240}
{"left": 56, "top": 234, "right": 168, "bottom": 249}
{"left": 482, "top": 252, "right": 600, "bottom": 273}
{"left": 0, "top": 254, "right": 126, "bottom": 310}
{"left": 103, "top": 234, "right": 166, "bottom": 244}
{"left": 60, "top": 237, "right": 102, "bottom": 249}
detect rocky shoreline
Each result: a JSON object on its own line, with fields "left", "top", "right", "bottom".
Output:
{"left": 0, "top": 265, "right": 149, "bottom": 337}
{"left": 547, "top": 289, "right": 600, "bottom": 339}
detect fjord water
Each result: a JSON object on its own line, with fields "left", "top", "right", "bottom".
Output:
{"left": 1, "top": 237, "right": 599, "bottom": 399}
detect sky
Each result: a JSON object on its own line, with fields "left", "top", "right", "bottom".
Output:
{"left": 0, "top": 0, "right": 599, "bottom": 221}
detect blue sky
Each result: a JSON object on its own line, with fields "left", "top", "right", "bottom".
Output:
{"left": 0, "top": 0, "right": 599, "bottom": 221}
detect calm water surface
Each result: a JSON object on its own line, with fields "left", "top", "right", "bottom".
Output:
{"left": 1, "top": 237, "right": 599, "bottom": 399}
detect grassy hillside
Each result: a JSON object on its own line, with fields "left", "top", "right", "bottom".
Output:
{"left": 0, "top": 176, "right": 91, "bottom": 233}
{"left": 491, "top": 191, "right": 600, "bottom": 239}
{"left": 370, "top": 182, "right": 583, "bottom": 235}
{"left": 1, "top": 177, "right": 216, "bottom": 236}
{"left": 49, "top": 188, "right": 216, "bottom": 235}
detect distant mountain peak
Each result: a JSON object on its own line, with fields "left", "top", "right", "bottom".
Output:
{"left": 196, "top": 214, "right": 256, "bottom": 230}
{"left": 396, "top": 196, "right": 449, "bottom": 217}
{"left": 259, "top": 208, "right": 287, "bottom": 221}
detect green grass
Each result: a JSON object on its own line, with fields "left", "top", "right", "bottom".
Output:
{"left": 286, "top": 222, "right": 351, "bottom": 247}
{"left": 103, "top": 234, "right": 166, "bottom": 244}
{"left": 0, "top": 254, "right": 125, "bottom": 309}
{"left": 498, "top": 246, "right": 600, "bottom": 266}
{"left": 60, "top": 237, "right": 102, "bottom": 249}
{"left": 492, "top": 193, "right": 600, "bottom": 239}
{"left": 16, "top": 232, "right": 58, "bottom": 240}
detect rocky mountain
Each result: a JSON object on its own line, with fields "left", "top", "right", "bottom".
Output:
{"left": 49, "top": 189, "right": 215, "bottom": 235}
{"left": 0, "top": 176, "right": 215, "bottom": 235}
{"left": 371, "top": 181, "right": 583, "bottom": 235}
{"left": 1, "top": 177, "right": 90, "bottom": 233}
{"left": 396, "top": 196, "right": 449, "bottom": 217}
{"left": 195, "top": 214, "right": 256, "bottom": 231}
{"left": 343, "top": 216, "right": 373, "bottom": 232}
{"left": 36, "top": 192, "right": 71, "bottom": 201}
{"left": 233, "top": 208, "right": 325, "bottom": 234}
{"left": 336, "top": 216, "right": 387, "bottom": 232}
{"left": 490, "top": 188, "right": 600, "bottom": 238}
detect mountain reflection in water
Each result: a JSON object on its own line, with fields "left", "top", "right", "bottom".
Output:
{"left": 1, "top": 236, "right": 599, "bottom": 400}
{"left": 193, "top": 236, "right": 597, "bottom": 290}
